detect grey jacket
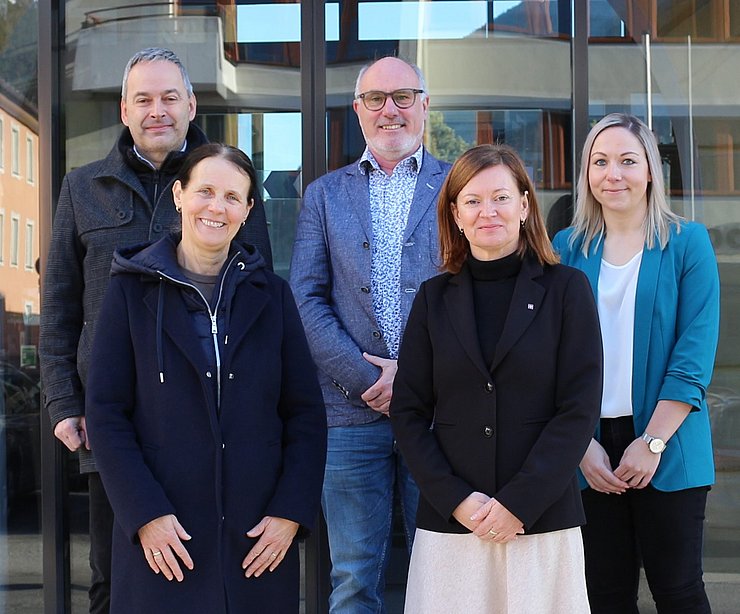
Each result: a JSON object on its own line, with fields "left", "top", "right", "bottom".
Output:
{"left": 39, "top": 125, "right": 272, "bottom": 472}
{"left": 290, "top": 149, "right": 450, "bottom": 427}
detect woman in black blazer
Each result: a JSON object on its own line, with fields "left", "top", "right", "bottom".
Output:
{"left": 390, "top": 144, "right": 603, "bottom": 613}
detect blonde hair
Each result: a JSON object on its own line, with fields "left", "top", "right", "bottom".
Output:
{"left": 571, "top": 113, "right": 682, "bottom": 255}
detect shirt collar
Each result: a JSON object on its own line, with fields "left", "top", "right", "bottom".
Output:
{"left": 359, "top": 145, "right": 424, "bottom": 176}
{"left": 133, "top": 139, "right": 188, "bottom": 170}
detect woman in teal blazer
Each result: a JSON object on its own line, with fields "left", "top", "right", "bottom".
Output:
{"left": 553, "top": 113, "right": 720, "bottom": 614}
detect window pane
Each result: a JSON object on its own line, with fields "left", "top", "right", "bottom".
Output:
{"left": 589, "top": 0, "right": 740, "bottom": 593}
{"left": 0, "top": 0, "right": 41, "bottom": 606}
{"left": 59, "top": 2, "right": 303, "bottom": 610}
{"left": 326, "top": 1, "right": 573, "bottom": 605}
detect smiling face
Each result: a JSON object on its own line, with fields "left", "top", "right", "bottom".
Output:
{"left": 353, "top": 58, "right": 429, "bottom": 171}
{"left": 588, "top": 126, "right": 651, "bottom": 222}
{"left": 120, "top": 60, "right": 196, "bottom": 168}
{"left": 453, "top": 164, "right": 529, "bottom": 261}
{"left": 172, "top": 156, "right": 253, "bottom": 261}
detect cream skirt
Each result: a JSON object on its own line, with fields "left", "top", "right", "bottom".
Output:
{"left": 404, "top": 527, "right": 590, "bottom": 614}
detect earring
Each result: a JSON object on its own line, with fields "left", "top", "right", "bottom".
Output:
{"left": 241, "top": 220, "right": 246, "bottom": 227}
{"left": 175, "top": 205, "right": 181, "bottom": 213}
{"left": 520, "top": 218, "right": 526, "bottom": 229}
{"left": 459, "top": 227, "right": 464, "bottom": 235}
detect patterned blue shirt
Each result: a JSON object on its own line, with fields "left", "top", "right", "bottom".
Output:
{"left": 359, "top": 145, "right": 424, "bottom": 358}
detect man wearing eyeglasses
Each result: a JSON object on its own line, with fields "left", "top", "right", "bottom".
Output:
{"left": 291, "top": 57, "right": 450, "bottom": 612}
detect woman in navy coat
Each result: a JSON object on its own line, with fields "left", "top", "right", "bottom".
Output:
{"left": 554, "top": 114, "right": 720, "bottom": 613}
{"left": 86, "top": 144, "right": 327, "bottom": 613}
{"left": 390, "top": 145, "right": 603, "bottom": 612}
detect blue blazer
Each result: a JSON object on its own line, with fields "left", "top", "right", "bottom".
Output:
{"left": 290, "top": 150, "right": 450, "bottom": 427}
{"left": 553, "top": 222, "right": 720, "bottom": 492}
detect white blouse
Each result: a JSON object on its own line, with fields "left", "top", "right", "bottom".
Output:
{"left": 597, "top": 250, "right": 643, "bottom": 418}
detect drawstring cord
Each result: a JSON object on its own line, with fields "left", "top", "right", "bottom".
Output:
{"left": 157, "top": 279, "right": 165, "bottom": 383}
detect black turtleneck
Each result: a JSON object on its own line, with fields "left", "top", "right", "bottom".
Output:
{"left": 467, "top": 251, "right": 522, "bottom": 367}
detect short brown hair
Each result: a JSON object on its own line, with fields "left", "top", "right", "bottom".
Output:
{"left": 438, "top": 144, "right": 558, "bottom": 273}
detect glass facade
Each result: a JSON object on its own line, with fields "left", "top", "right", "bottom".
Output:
{"left": 0, "top": 0, "right": 737, "bottom": 611}
{"left": 0, "top": 0, "right": 42, "bottom": 611}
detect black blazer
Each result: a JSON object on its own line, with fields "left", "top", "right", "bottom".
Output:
{"left": 390, "top": 256, "right": 602, "bottom": 535}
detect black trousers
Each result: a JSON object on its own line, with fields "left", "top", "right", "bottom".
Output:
{"left": 581, "top": 416, "right": 711, "bottom": 614}
{"left": 88, "top": 472, "right": 114, "bottom": 614}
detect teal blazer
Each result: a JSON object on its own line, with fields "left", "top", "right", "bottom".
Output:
{"left": 553, "top": 221, "right": 720, "bottom": 491}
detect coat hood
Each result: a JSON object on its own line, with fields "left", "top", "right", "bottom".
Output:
{"left": 111, "top": 233, "right": 265, "bottom": 281}
{"left": 110, "top": 233, "right": 266, "bottom": 386}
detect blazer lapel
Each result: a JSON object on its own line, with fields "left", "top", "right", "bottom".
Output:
{"left": 632, "top": 240, "right": 663, "bottom": 415}
{"left": 490, "top": 258, "right": 546, "bottom": 372}
{"left": 404, "top": 154, "right": 445, "bottom": 241}
{"left": 580, "top": 239, "right": 604, "bottom": 299}
{"left": 343, "top": 165, "right": 373, "bottom": 242}
{"left": 443, "top": 266, "right": 490, "bottom": 379}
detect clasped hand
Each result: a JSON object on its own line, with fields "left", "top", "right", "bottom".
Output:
{"left": 452, "top": 492, "right": 524, "bottom": 544}
{"left": 137, "top": 514, "right": 299, "bottom": 582}
{"left": 580, "top": 437, "right": 660, "bottom": 493}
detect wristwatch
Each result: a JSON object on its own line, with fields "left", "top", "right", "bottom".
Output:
{"left": 641, "top": 432, "right": 667, "bottom": 454}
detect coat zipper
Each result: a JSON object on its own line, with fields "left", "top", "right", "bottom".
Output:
{"left": 157, "top": 252, "right": 240, "bottom": 411}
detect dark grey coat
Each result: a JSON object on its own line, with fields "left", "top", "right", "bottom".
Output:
{"left": 39, "top": 125, "right": 272, "bottom": 472}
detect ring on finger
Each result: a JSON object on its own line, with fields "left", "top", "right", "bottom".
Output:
{"left": 152, "top": 550, "right": 162, "bottom": 557}
{"left": 270, "top": 552, "right": 278, "bottom": 559}
{"left": 488, "top": 530, "right": 498, "bottom": 537}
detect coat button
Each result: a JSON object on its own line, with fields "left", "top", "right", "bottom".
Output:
{"left": 483, "top": 426, "right": 494, "bottom": 438}
{"left": 485, "top": 382, "right": 494, "bottom": 393}
{"left": 116, "top": 210, "right": 126, "bottom": 220}
{"left": 228, "top": 373, "right": 234, "bottom": 380}
{"left": 372, "top": 331, "right": 381, "bottom": 339}
{"left": 362, "top": 241, "right": 370, "bottom": 249}
{"left": 153, "top": 223, "right": 163, "bottom": 233}
{"left": 206, "top": 371, "right": 212, "bottom": 378}
{"left": 361, "top": 286, "right": 370, "bottom": 293}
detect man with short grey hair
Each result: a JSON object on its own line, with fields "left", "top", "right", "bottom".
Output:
{"left": 290, "top": 56, "right": 449, "bottom": 612}
{"left": 40, "top": 47, "right": 271, "bottom": 613}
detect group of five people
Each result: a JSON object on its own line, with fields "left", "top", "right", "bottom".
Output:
{"left": 39, "top": 48, "right": 719, "bottom": 613}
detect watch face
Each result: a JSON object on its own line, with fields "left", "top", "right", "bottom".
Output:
{"left": 649, "top": 438, "right": 666, "bottom": 453}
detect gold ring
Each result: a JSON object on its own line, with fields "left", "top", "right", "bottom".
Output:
{"left": 489, "top": 530, "right": 498, "bottom": 537}
{"left": 152, "top": 550, "right": 162, "bottom": 557}
{"left": 270, "top": 552, "right": 278, "bottom": 558}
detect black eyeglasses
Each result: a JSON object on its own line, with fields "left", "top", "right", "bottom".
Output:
{"left": 355, "top": 88, "right": 425, "bottom": 111}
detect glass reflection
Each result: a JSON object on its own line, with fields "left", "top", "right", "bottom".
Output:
{"left": 588, "top": 0, "right": 740, "bottom": 591}
{"left": 0, "top": 0, "right": 41, "bottom": 609}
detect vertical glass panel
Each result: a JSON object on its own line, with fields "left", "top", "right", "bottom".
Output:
{"left": 60, "top": 1, "right": 302, "bottom": 611}
{"left": 0, "top": 0, "right": 42, "bottom": 609}
{"left": 328, "top": 0, "right": 572, "bottom": 222}
{"left": 327, "top": 2, "right": 572, "bottom": 609}
{"left": 589, "top": 0, "right": 740, "bottom": 599}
